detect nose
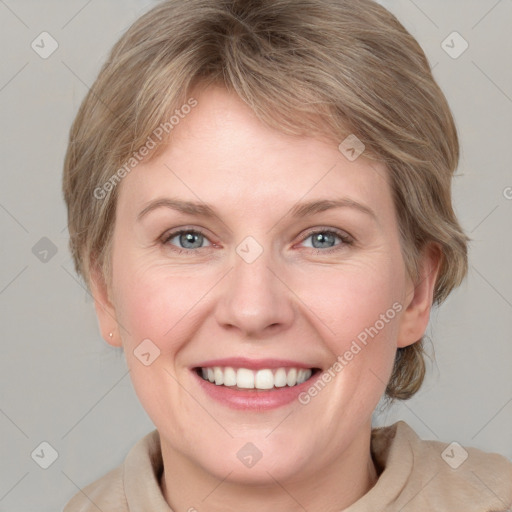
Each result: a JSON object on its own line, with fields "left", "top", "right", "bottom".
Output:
{"left": 214, "top": 245, "right": 295, "bottom": 338}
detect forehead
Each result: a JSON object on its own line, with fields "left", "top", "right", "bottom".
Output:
{"left": 117, "top": 86, "right": 393, "bottom": 221}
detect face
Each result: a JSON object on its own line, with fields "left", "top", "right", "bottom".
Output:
{"left": 93, "top": 85, "right": 437, "bottom": 486}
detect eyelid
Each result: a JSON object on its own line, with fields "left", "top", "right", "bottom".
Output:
{"left": 299, "top": 226, "right": 354, "bottom": 243}
{"left": 161, "top": 227, "right": 215, "bottom": 246}
{"left": 295, "top": 227, "right": 354, "bottom": 253}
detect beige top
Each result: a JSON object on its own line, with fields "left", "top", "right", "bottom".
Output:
{"left": 63, "top": 421, "right": 512, "bottom": 511}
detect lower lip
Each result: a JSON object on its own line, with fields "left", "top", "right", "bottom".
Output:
{"left": 192, "top": 369, "right": 322, "bottom": 410}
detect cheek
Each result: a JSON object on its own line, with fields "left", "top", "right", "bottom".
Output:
{"left": 297, "top": 257, "right": 404, "bottom": 403}
{"left": 111, "top": 264, "right": 205, "bottom": 434}
{"left": 301, "top": 258, "right": 403, "bottom": 344}
{"left": 113, "top": 261, "right": 205, "bottom": 345}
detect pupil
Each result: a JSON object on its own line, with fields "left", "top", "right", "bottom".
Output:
{"left": 181, "top": 232, "right": 202, "bottom": 249}
{"left": 313, "top": 232, "right": 335, "bottom": 249}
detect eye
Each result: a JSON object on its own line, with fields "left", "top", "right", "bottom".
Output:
{"left": 162, "top": 229, "right": 212, "bottom": 252}
{"left": 161, "top": 227, "right": 353, "bottom": 255}
{"left": 299, "top": 229, "right": 353, "bottom": 252}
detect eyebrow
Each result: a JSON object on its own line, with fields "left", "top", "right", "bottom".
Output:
{"left": 136, "top": 197, "right": 377, "bottom": 222}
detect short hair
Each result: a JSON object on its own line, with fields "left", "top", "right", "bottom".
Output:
{"left": 62, "top": 0, "right": 470, "bottom": 401}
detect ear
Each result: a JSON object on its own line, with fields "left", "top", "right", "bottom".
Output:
{"left": 89, "top": 260, "right": 122, "bottom": 348}
{"left": 397, "top": 243, "right": 442, "bottom": 348}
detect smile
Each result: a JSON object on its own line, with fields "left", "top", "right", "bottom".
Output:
{"left": 196, "top": 366, "right": 318, "bottom": 390}
{"left": 191, "top": 357, "right": 323, "bottom": 410}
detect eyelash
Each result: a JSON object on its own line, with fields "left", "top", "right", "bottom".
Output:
{"left": 161, "top": 227, "right": 354, "bottom": 255}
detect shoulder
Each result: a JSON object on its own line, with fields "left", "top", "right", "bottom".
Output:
{"left": 62, "top": 429, "right": 163, "bottom": 512}
{"left": 375, "top": 421, "right": 512, "bottom": 511}
{"left": 416, "top": 427, "right": 512, "bottom": 510}
{"left": 62, "top": 464, "right": 127, "bottom": 512}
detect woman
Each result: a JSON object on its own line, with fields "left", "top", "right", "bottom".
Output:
{"left": 62, "top": 0, "right": 512, "bottom": 510}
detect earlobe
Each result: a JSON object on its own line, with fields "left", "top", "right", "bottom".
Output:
{"left": 89, "top": 260, "right": 122, "bottom": 348}
{"left": 396, "top": 243, "right": 442, "bottom": 348}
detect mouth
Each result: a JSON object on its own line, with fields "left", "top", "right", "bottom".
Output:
{"left": 194, "top": 366, "right": 321, "bottom": 391}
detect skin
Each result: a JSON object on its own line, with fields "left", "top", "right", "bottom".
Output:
{"left": 91, "top": 85, "right": 441, "bottom": 512}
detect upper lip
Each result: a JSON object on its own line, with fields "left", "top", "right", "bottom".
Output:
{"left": 192, "top": 357, "right": 319, "bottom": 371}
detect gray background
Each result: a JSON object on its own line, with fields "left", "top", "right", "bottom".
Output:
{"left": 0, "top": 1, "right": 511, "bottom": 510}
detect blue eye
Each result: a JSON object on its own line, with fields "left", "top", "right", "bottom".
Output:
{"left": 300, "top": 230, "right": 353, "bottom": 252}
{"left": 163, "top": 230, "right": 212, "bottom": 251}
{"left": 161, "top": 228, "right": 353, "bottom": 255}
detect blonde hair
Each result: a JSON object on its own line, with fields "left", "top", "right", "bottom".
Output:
{"left": 63, "top": 0, "right": 470, "bottom": 401}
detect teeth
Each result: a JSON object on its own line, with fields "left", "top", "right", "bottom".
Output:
{"left": 236, "top": 368, "right": 254, "bottom": 389}
{"left": 223, "top": 367, "right": 237, "bottom": 386}
{"left": 274, "top": 368, "right": 287, "bottom": 387}
{"left": 214, "top": 367, "right": 224, "bottom": 385}
{"left": 286, "top": 368, "right": 297, "bottom": 386}
{"left": 198, "top": 366, "right": 313, "bottom": 389}
{"left": 297, "top": 369, "right": 308, "bottom": 384}
{"left": 255, "top": 369, "right": 274, "bottom": 389}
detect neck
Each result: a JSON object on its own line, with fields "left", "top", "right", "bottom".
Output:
{"left": 159, "top": 425, "right": 379, "bottom": 512}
